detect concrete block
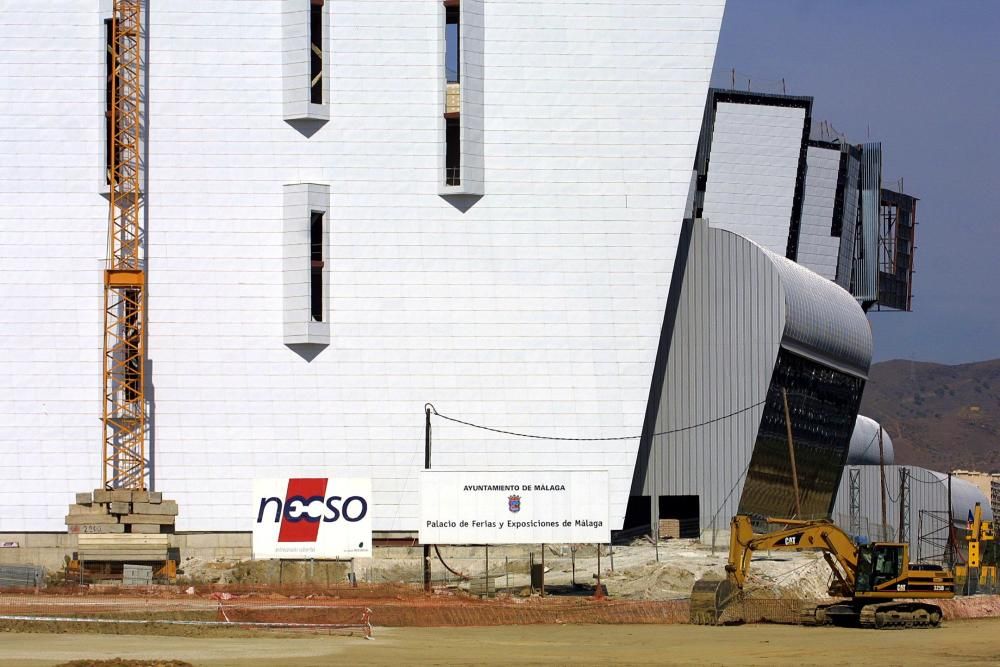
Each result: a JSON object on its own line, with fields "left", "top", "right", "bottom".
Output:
{"left": 22, "top": 533, "right": 65, "bottom": 548}
{"left": 93, "top": 490, "right": 113, "bottom": 503}
{"left": 79, "top": 550, "right": 169, "bottom": 561}
{"left": 119, "top": 514, "right": 176, "bottom": 525}
{"left": 108, "top": 502, "right": 131, "bottom": 515}
{"left": 131, "top": 500, "right": 177, "bottom": 516}
{"left": 68, "top": 504, "right": 107, "bottom": 516}
{"left": 109, "top": 489, "right": 133, "bottom": 503}
{"left": 217, "top": 532, "right": 252, "bottom": 548}
{"left": 67, "top": 524, "right": 126, "bottom": 534}
{"left": 65, "top": 514, "right": 118, "bottom": 525}
{"left": 75, "top": 492, "right": 93, "bottom": 505}
{"left": 148, "top": 492, "right": 162, "bottom": 504}
{"left": 180, "top": 533, "right": 220, "bottom": 549}
{"left": 129, "top": 524, "right": 161, "bottom": 534}
{"left": 132, "top": 491, "right": 150, "bottom": 503}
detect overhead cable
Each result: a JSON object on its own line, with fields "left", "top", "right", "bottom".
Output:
{"left": 426, "top": 400, "right": 766, "bottom": 442}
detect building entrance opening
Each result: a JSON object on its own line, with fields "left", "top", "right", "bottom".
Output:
{"left": 659, "top": 495, "right": 700, "bottom": 538}
{"left": 621, "top": 495, "right": 651, "bottom": 533}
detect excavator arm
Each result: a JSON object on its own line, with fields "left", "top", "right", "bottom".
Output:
{"left": 727, "top": 515, "right": 860, "bottom": 593}
{"left": 690, "top": 514, "right": 861, "bottom": 625}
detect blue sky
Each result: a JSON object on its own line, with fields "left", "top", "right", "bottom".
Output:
{"left": 713, "top": 0, "right": 1000, "bottom": 364}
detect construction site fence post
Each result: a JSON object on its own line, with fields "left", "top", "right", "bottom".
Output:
{"left": 541, "top": 543, "right": 545, "bottom": 597}
{"left": 597, "top": 544, "right": 602, "bottom": 595}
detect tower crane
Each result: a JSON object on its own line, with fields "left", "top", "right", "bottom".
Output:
{"left": 103, "top": 0, "right": 147, "bottom": 490}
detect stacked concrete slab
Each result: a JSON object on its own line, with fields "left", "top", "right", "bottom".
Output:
{"left": 77, "top": 534, "right": 170, "bottom": 562}
{"left": 65, "top": 490, "right": 178, "bottom": 535}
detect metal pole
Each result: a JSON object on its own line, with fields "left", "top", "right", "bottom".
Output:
{"left": 609, "top": 542, "right": 614, "bottom": 572}
{"left": 654, "top": 514, "right": 660, "bottom": 562}
{"left": 879, "top": 427, "right": 888, "bottom": 541}
{"left": 781, "top": 388, "right": 801, "bottom": 518}
{"left": 485, "top": 544, "right": 489, "bottom": 596}
{"left": 571, "top": 547, "right": 576, "bottom": 585}
{"left": 947, "top": 472, "right": 954, "bottom": 569}
{"left": 423, "top": 405, "right": 432, "bottom": 592}
{"left": 529, "top": 552, "right": 534, "bottom": 594}
{"left": 541, "top": 543, "right": 545, "bottom": 597}
{"left": 597, "top": 544, "right": 602, "bottom": 596}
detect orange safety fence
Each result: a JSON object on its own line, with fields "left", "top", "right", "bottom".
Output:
{"left": 0, "top": 585, "right": 689, "bottom": 630}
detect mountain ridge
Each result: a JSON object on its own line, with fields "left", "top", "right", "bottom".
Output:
{"left": 858, "top": 358, "right": 1000, "bottom": 472}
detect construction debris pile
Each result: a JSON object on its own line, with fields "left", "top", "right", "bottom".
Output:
{"left": 65, "top": 489, "right": 178, "bottom": 535}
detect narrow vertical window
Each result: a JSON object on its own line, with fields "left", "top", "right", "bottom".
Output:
{"left": 105, "top": 18, "right": 114, "bottom": 184}
{"left": 445, "top": 117, "right": 461, "bottom": 186}
{"left": 310, "top": 212, "right": 324, "bottom": 322}
{"left": 310, "top": 0, "right": 323, "bottom": 104}
{"left": 444, "top": 1, "right": 461, "bottom": 186}
{"left": 445, "top": 4, "right": 460, "bottom": 84}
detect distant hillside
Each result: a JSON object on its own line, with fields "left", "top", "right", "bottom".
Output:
{"left": 859, "top": 359, "right": 1000, "bottom": 472}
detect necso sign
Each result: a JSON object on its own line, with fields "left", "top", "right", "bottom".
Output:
{"left": 252, "top": 477, "right": 373, "bottom": 559}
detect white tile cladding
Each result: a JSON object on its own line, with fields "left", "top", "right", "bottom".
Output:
{"left": 0, "top": 0, "right": 725, "bottom": 531}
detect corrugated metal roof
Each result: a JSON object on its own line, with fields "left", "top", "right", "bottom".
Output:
{"left": 761, "top": 245, "right": 873, "bottom": 378}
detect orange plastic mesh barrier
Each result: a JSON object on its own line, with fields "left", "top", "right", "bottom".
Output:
{"left": 0, "top": 586, "right": 689, "bottom": 629}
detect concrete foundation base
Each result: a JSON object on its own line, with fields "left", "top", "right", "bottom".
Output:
{"left": 0, "top": 532, "right": 252, "bottom": 573}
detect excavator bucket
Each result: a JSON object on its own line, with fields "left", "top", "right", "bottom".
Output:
{"left": 689, "top": 576, "right": 738, "bottom": 625}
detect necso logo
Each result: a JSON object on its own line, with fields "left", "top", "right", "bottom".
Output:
{"left": 256, "top": 478, "right": 368, "bottom": 543}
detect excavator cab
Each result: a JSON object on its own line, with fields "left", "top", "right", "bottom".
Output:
{"left": 855, "top": 543, "right": 905, "bottom": 592}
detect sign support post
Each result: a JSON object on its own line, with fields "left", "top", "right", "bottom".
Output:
{"left": 423, "top": 405, "right": 433, "bottom": 592}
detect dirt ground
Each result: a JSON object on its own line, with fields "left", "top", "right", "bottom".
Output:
{"left": 178, "top": 539, "right": 830, "bottom": 601}
{"left": 3, "top": 619, "right": 1000, "bottom": 667}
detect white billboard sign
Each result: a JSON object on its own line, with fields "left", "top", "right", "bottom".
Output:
{"left": 252, "top": 477, "right": 372, "bottom": 559}
{"left": 420, "top": 470, "right": 609, "bottom": 544}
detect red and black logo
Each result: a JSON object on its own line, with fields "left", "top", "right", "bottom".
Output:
{"left": 256, "top": 478, "right": 368, "bottom": 543}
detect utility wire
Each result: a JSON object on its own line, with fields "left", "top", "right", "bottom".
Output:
{"left": 426, "top": 400, "right": 766, "bottom": 442}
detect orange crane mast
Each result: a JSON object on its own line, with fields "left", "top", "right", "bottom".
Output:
{"left": 103, "top": 0, "right": 147, "bottom": 490}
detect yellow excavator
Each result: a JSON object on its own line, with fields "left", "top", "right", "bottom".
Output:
{"left": 691, "top": 515, "right": 955, "bottom": 629}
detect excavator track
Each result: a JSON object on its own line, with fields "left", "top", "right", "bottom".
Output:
{"left": 857, "top": 602, "right": 943, "bottom": 630}
{"left": 799, "top": 603, "right": 831, "bottom": 626}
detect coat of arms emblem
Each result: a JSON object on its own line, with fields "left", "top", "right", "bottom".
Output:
{"left": 508, "top": 495, "right": 521, "bottom": 513}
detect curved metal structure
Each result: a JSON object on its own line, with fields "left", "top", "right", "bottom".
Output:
{"left": 764, "top": 246, "right": 873, "bottom": 377}
{"left": 847, "top": 415, "right": 894, "bottom": 465}
{"left": 633, "top": 221, "right": 873, "bottom": 532}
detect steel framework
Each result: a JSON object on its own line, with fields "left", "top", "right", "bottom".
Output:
{"left": 103, "top": 1, "right": 146, "bottom": 489}
{"left": 849, "top": 467, "right": 861, "bottom": 536}
{"left": 898, "top": 467, "right": 910, "bottom": 544}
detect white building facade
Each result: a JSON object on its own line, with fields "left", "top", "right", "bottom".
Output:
{"left": 0, "top": 1, "right": 726, "bottom": 532}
